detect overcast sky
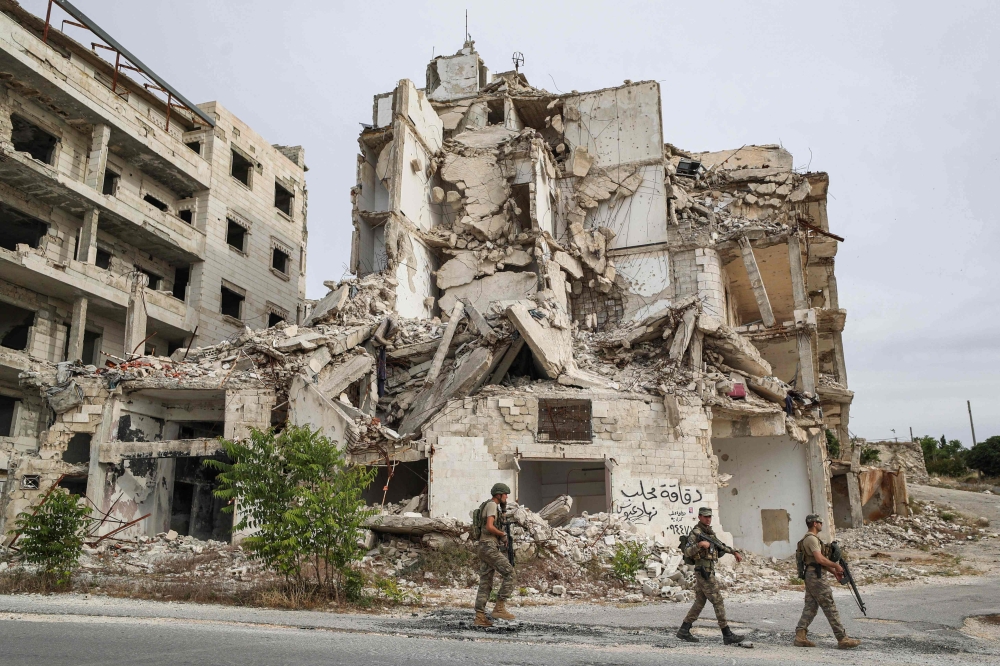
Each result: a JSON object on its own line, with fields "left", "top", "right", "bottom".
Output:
{"left": 23, "top": 1, "right": 998, "bottom": 445}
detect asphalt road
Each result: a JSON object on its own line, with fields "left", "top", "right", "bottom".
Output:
{"left": 909, "top": 484, "right": 1000, "bottom": 525}
{"left": 1, "top": 576, "right": 998, "bottom": 665}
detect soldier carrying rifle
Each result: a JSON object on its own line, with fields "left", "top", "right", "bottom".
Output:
{"left": 471, "top": 482, "right": 516, "bottom": 627}
{"left": 794, "top": 514, "right": 862, "bottom": 649}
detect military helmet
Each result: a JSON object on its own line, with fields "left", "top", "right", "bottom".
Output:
{"left": 491, "top": 482, "right": 511, "bottom": 496}
{"left": 698, "top": 507, "right": 713, "bottom": 517}
{"left": 805, "top": 514, "right": 823, "bottom": 525}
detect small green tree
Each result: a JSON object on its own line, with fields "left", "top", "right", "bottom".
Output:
{"left": 966, "top": 436, "right": 1000, "bottom": 478}
{"left": 860, "top": 447, "right": 881, "bottom": 465}
{"left": 207, "top": 425, "right": 377, "bottom": 601}
{"left": 611, "top": 540, "right": 647, "bottom": 583}
{"left": 917, "top": 435, "right": 968, "bottom": 477}
{"left": 13, "top": 489, "right": 92, "bottom": 588}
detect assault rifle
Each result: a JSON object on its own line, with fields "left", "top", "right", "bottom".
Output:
{"left": 504, "top": 517, "right": 515, "bottom": 567}
{"left": 831, "top": 541, "right": 867, "bottom": 616}
{"left": 698, "top": 531, "right": 738, "bottom": 558}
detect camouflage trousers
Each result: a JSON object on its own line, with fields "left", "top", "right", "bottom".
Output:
{"left": 796, "top": 568, "right": 846, "bottom": 640}
{"left": 682, "top": 569, "right": 728, "bottom": 628}
{"left": 475, "top": 541, "right": 515, "bottom": 612}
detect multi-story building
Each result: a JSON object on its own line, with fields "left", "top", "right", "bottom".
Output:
{"left": 0, "top": 2, "right": 307, "bottom": 458}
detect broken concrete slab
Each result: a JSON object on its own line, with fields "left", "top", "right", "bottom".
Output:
{"left": 274, "top": 330, "right": 325, "bottom": 352}
{"left": 698, "top": 316, "right": 772, "bottom": 377}
{"left": 557, "top": 366, "right": 611, "bottom": 389}
{"left": 305, "top": 285, "right": 349, "bottom": 325}
{"left": 439, "top": 271, "right": 538, "bottom": 315}
{"left": 425, "top": 301, "right": 465, "bottom": 386}
{"left": 565, "top": 146, "right": 594, "bottom": 177}
{"left": 458, "top": 298, "right": 496, "bottom": 343}
{"left": 316, "top": 353, "right": 375, "bottom": 398}
{"left": 398, "top": 346, "right": 493, "bottom": 436}
{"left": 553, "top": 251, "right": 584, "bottom": 280}
{"left": 668, "top": 309, "right": 698, "bottom": 361}
{"left": 435, "top": 252, "right": 479, "bottom": 290}
{"left": 506, "top": 303, "right": 572, "bottom": 379}
{"left": 365, "top": 514, "right": 463, "bottom": 537}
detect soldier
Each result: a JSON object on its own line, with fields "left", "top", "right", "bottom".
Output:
{"left": 474, "top": 482, "right": 516, "bottom": 627}
{"left": 676, "top": 507, "right": 746, "bottom": 645}
{"left": 794, "top": 514, "right": 861, "bottom": 649}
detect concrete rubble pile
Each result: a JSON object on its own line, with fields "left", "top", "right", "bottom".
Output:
{"left": 836, "top": 501, "right": 994, "bottom": 552}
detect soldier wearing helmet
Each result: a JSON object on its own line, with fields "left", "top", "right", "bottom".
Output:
{"left": 473, "top": 482, "right": 516, "bottom": 627}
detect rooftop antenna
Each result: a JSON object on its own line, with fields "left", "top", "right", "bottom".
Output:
{"left": 465, "top": 10, "right": 468, "bottom": 42}
{"left": 512, "top": 51, "right": 524, "bottom": 73}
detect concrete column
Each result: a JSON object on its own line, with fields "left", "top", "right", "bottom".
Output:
{"left": 78, "top": 208, "right": 99, "bottom": 265}
{"left": 84, "top": 123, "right": 111, "bottom": 190}
{"left": 787, "top": 232, "right": 809, "bottom": 310}
{"left": 797, "top": 331, "right": 816, "bottom": 394}
{"left": 845, "top": 441, "right": 864, "bottom": 527}
{"left": 67, "top": 296, "right": 88, "bottom": 362}
{"left": 804, "top": 429, "right": 834, "bottom": 540}
{"left": 87, "top": 397, "right": 118, "bottom": 527}
{"left": 123, "top": 273, "right": 149, "bottom": 357}
{"left": 738, "top": 236, "right": 775, "bottom": 327}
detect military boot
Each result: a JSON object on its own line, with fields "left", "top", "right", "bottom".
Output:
{"left": 794, "top": 629, "right": 816, "bottom": 647}
{"left": 837, "top": 636, "right": 861, "bottom": 649}
{"left": 676, "top": 622, "right": 699, "bottom": 642}
{"left": 492, "top": 601, "right": 515, "bottom": 620}
{"left": 474, "top": 611, "right": 493, "bottom": 627}
{"left": 722, "top": 626, "right": 745, "bottom": 645}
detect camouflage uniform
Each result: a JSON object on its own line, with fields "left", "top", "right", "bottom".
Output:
{"left": 682, "top": 522, "right": 735, "bottom": 629}
{"left": 475, "top": 500, "right": 515, "bottom": 612}
{"left": 796, "top": 533, "right": 847, "bottom": 640}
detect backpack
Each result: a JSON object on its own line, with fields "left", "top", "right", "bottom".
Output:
{"left": 796, "top": 536, "right": 838, "bottom": 578}
{"left": 470, "top": 500, "right": 490, "bottom": 540}
{"left": 679, "top": 532, "right": 695, "bottom": 565}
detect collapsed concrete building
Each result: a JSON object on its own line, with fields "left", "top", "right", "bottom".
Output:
{"left": 2, "top": 37, "right": 862, "bottom": 560}
{"left": 0, "top": 0, "right": 308, "bottom": 531}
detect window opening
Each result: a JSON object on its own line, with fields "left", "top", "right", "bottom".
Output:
{"left": 10, "top": 114, "right": 58, "bottom": 164}
{"left": 220, "top": 285, "right": 244, "bottom": 319}
{"left": 81, "top": 330, "right": 101, "bottom": 365}
{"left": 274, "top": 181, "right": 293, "bottom": 216}
{"left": 0, "top": 304, "right": 34, "bottom": 351}
{"left": 102, "top": 169, "right": 119, "bottom": 196}
{"left": 95, "top": 247, "right": 112, "bottom": 270}
{"left": 536, "top": 399, "right": 592, "bottom": 442}
{"left": 169, "top": 454, "right": 234, "bottom": 541}
{"left": 226, "top": 219, "right": 247, "bottom": 252}
{"left": 178, "top": 209, "right": 193, "bottom": 224}
{"left": 143, "top": 194, "right": 168, "bottom": 212}
{"left": 0, "top": 395, "right": 17, "bottom": 437}
{"left": 185, "top": 140, "right": 202, "bottom": 155}
{"left": 517, "top": 460, "right": 607, "bottom": 518}
{"left": 62, "top": 433, "right": 92, "bottom": 464}
{"left": 0, "top": 203, "right": 48, "bottom": 251}
{"left": 231, "top": 149, "right": 252, "bottom": 187}
{"left": 271, "top": 247, "right": 289, "bottom": 274}
{"left": 267, "top": 312, "right": 284, "bottom": 327}
{"left": 137, "top": 268, "right": 162, "bottom": 290}
{"left": 57, "top": 475, "right": 88, "bottom": 497}
{"left": 172, "top": 266, "right": 189, "bottom": 301}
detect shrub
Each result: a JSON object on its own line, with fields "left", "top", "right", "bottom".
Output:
{"left": 825, "top": 429, "right": 841, "bottom": 459}
{"left": 966, "top": 436, "right": 1000, "bottom": 478}
{"left": 207, "top": 425, "right": 377, "bottom": 602}
{"left": 13, "top": 489, "right": 93, "bottom": 587}
{"left": 918, "top": 435, "right": 967, "bottom": 477}
{"left": 860, "top": 447, "right": 881, "bottom": 465}
{"left": 611, "top": 540, "right": 647, "bottom": 583}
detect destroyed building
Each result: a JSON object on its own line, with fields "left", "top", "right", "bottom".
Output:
{"left": 2, "top": 38, "right": 862, "bottom": 560}
{"left": 0, "top": 0, "right": 308, "bottom": 526}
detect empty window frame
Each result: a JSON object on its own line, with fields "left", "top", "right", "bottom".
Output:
{"left": 0, "top": 202, "right": 48, "bottom": 251}
{"left": 536, "top": 399, "right": 592, "bottom": 442}
{"left": 268, "top": 312, "right": 284, "bottom": 327}
{"left": 102, "top": 169, "right": 120, "bottom": 196}
{"left": 143, "top": 193, "right": 169, "bottom": 212}
{"left": 178, "top": 209, "right": 193, "bottom": 224}
{"left": 95, "top": 247, "right": 112, "bottom": 270}
{"left": 10, "top": 114, "right": 58, "bottom": 164}
{"left": 226, "top": 219, "right": 247, "bottom": 252}
{"left": 274, "top": 181, "right": 293, "bottom": 216}
{"left": 220, "top": 284, "right": 245, "bottom": 319}
{"left": 137, "top": 267, "right": 162, "bottom": 290}
{"left": 185, "top": 140, "right": 202, "bottom": 155}
{"left": 0, "top": 395, "right": 18, "bottom": 437}
{"left": 271, "top": 246, "right": 290, "bottom": 274}
{"left": 230, "top": 149, "right": 252, "bottom": 187}
{"left": 172, "top": 265, "right": 190, "bottom": 301}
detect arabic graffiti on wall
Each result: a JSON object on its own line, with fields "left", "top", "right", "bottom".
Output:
{"left": 615, "top": 478, "right": 709, "bottom": 536}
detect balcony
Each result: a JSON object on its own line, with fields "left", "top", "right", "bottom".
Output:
{"left": 0, "top": 11, "right": 211, "bottom": 196}
{"left": 0, "top": 142, "right": 205, "bottom": 264}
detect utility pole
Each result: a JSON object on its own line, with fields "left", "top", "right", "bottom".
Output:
{"left": 968, "top": 400, "right": 977, "bottom": 446}
{"left": 909, "top": 426, "right": 914, "bottom": 443}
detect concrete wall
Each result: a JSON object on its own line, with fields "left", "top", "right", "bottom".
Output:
{"left": 423, "top": 390, "right": 725, "bottom": 542}
{"left": 712, "top": 435, "right": 812, "bottom": 558}
{"left": 613, "top": 247, "right": 673, "bottom": 322}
